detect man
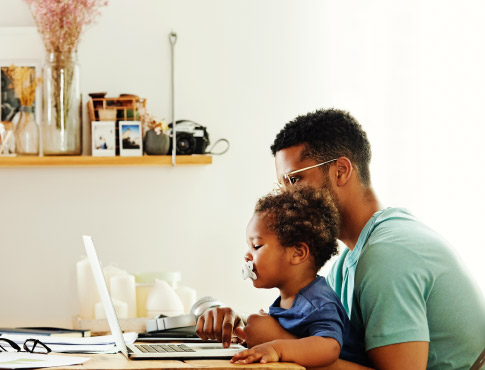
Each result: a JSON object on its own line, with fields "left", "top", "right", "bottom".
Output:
{"left": 197, "top": 109, "right": 485, "bottom": 369}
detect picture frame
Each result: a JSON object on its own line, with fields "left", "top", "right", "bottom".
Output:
{"left": 119, "top": 121, "right": 143, "bottom": 156}
{"left": 92, "top": 121, "right": 116, "bottom": 157}
{"left": 0, "top": 27, "right": 44, "bottom": 125}
{"left": 1, "top": 62, "right": 42, "bottom": 124}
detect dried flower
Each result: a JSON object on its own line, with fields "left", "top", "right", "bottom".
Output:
{"left": 141, "top": 113, "right": 169, "bottom": 135}
{"left": 24, "top": 0, "right": 109, "bottom": 54}
{"left": 2, "top": 65, "right": 42, "bottom": 107}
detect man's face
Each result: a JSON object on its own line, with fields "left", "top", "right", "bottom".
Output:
{"left": 275, "top": 144, "right": 329, "bottom": 190}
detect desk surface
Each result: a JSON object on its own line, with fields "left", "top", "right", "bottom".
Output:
{"left": 59, "top": 353, "right": 305, "bottom": 370}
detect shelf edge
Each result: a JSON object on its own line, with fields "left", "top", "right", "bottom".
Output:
{"left": 0, "top": 155, "right": 212, "bottom": 167}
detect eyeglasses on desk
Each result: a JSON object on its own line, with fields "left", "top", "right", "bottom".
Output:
{"left": 0, "top": 338, "right": 51, "bottom": 354}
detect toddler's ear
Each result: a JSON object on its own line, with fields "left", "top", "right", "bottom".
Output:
{"left": 290, "top": 242, "right": 310, "bottom": 265}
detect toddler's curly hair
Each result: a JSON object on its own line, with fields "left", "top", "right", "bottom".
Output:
{"left": 255, "top": 186, "right": 340, "bottom": 272}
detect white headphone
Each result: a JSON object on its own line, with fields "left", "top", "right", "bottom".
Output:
{"left": 145, "top": 296, "right": 224, "bottom": 333}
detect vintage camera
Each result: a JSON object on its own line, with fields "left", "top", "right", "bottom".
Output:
{"left": 167, "top": 120, "right": 210, "bottom": 155}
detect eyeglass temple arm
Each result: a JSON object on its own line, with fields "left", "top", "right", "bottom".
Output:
{"left": 285, "top": 158, "right": 338, "bottom": 177}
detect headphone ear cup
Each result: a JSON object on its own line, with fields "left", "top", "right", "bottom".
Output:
{"left": 190, "top": 296, "right": 223, "bottom": 317}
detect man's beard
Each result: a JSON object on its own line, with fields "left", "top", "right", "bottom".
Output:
{"left": 321, "top": 174, "right": 339, "bottom": 205}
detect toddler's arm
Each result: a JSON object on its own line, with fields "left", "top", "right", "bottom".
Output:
{"left": 231, "top": 336, "right": 340, "bottom": 367}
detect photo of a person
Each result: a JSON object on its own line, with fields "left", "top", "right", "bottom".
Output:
{"left": 94, "top": 127, "right": 113, "bottom": 150}
{"left": 119, "top": 121, "right": 143, "bottom": 156}
{"left": 91, "top": 121, "right": 115, "bottom": 157}
{"left": 121, "top": 125, "right": 141, "bottom": 149}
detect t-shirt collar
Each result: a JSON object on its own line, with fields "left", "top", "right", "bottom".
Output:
{"left": 344, "top": 208, "right": 387, "bottom": 268}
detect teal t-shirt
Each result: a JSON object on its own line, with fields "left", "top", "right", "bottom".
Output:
{"left": 327, "top": 207, "right": 485, "bottom": 370}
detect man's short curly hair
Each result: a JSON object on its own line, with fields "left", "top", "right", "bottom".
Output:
{"left": 255, "top": 186, "right": 340, "bottom": 272}
{"left": 271, "top": 109, "right": 372, "bottom": 186}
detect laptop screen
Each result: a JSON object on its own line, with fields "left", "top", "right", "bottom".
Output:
{"left": 82, "top": 235, "right": 129, "bottom": 357}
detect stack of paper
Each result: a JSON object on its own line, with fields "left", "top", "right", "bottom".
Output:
{"left": 0, "top": 332, "right": 137, "bottom": 353}
{"left": 0, "top": 353, "right": 89, "bottom": 369}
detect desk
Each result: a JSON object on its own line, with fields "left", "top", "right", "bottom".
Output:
{"left": 57, "top": 353, "right": 305, "bottom": 370}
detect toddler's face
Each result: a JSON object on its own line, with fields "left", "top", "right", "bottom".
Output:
{"left": 245, "top": 212, "right": 291, "bottom": 289}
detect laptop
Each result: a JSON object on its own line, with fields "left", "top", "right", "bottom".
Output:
{"left": 82, "top": 235, "right": 245, "bottom": 359}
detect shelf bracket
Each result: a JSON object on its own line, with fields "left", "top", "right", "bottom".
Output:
{"left": 169, "top": 31, "right": 177, "bottom": 166}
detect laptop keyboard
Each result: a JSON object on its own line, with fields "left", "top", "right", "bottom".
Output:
{"left": 135, "top": 344, "right": 196, "bottom": 353}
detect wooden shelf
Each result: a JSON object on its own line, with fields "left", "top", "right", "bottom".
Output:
{"left": 0, "top": 155, "right": 212, "bottom": 167}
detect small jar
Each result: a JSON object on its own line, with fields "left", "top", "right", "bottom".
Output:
{"left": 14, "top": 106, "right": 39, "bottom": 156}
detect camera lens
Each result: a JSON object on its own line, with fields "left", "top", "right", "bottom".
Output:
{"left": 175, "top": 132, "right": 196, "bottom": 155}
{"left": 178, "top": 138, "right": 190, "bottom": 150}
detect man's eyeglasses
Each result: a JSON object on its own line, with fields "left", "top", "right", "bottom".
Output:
{"left": 274, "top": 158, "right": 338, "bottom": 192}
{"left": 0, "top": 338, "right": 52, "bottom": 354}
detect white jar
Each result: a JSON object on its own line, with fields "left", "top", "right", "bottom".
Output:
{"left": 76, "top": 256, "right": 100, "bottom": 320}
{"left": 175, "top": 285, "right": 197, "bottom": 314}
{"left": 145, "top": 279, "right": 184, "bottom": 318}
{"left": 135, "top": 283, "right": 153, "bottom": 318}
{"left": 103, "top": 265, "right": 127, "bottom": 291}
{"left": 95, "top": 298, "right": 128, "bottom": 319}
{"left": 110, "top": 274, "right": 137, "bottom": 318}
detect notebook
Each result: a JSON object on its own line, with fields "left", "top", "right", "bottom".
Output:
{"left": 82, "top": 235, "right": 245, "bottom": 359}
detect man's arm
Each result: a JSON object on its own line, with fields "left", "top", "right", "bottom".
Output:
{"left": 315, "top": 341, "right": 428, "bottom": 370}
{"left": 196, "top": 309, "right": 428, "bottom": 369}
{"left": 367, "top": 342, "right": 428, "bottom": 370}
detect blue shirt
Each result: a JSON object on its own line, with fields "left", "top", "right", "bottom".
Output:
{"left": 269, "top": 275, "right": 370, "bottom": 366}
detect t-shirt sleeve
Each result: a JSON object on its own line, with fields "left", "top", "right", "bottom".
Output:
{"left": 354, "top": 241, "right": 431, "bottom": 351}
{"left": 303, "top": 302, "right": 347, "bottom": 348}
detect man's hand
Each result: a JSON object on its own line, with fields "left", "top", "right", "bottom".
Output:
{"left": 231, "top": 342, "right": 280, "bottom": 364}
{"left": 243, "top": 312, "right": 296, "bottom": 348}
{"left": 195, "top": 307, "right": 244, "bottom": 348}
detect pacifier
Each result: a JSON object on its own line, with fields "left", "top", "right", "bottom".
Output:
{"left": 241, "top": 260, "right": 257, "bottom": 280}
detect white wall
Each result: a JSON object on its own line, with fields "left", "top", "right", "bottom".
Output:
{"left": 0, "top": 0, "right": 483, "bottom": 328}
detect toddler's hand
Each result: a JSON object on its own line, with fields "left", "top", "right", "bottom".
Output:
{"left": 230, "top": 342, "right": 279, "bottom": 364}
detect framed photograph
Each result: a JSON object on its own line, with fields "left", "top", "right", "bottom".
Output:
{"left": 1, "top": 63, "right": 42, "bottom": 123}
{"left": 92, "top": 121, "right": 116, "bottom": 157}
{"left": 0, "top": 27, "right": 44, "bottom": 125}
{"left": 119, "top": 121, "right": 143, "bottom": 156}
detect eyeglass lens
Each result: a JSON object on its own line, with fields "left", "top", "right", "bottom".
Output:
{"left": 0, "top": 338, "right": 21, "bottom": 352}
{"left": 24, "top": 339, "right": 52, "bottom": 354}
{"left": 282, "top": 158, "right": 338, "bottom": 187}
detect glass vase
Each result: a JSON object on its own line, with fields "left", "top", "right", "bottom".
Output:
{"left": 42, "top": 52, "right": 82, "bottom": 155}
{"left": 14, "top": 106, "right": 39, "bottom": 156}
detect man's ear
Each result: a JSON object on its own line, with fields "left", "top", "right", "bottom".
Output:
{"left": 335, "top": 157, "right": 353, "bottom": 186}
{"left": 289, "top": 242, "right": 310, "bottom": 265}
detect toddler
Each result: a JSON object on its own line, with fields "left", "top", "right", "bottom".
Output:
{"left": 232, "top": 186, "right": 370, "bottom": 368}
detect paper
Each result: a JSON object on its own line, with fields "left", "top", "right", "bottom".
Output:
{"left": 0, "top": 332, "right": 137, "bottom": 353}
{"left": 0, "top": 352, "right": 89, "bottom": 369}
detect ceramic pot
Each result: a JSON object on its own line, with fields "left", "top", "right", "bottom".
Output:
{"left": 144, "top": 130, "right": 170, "bottom": 155}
